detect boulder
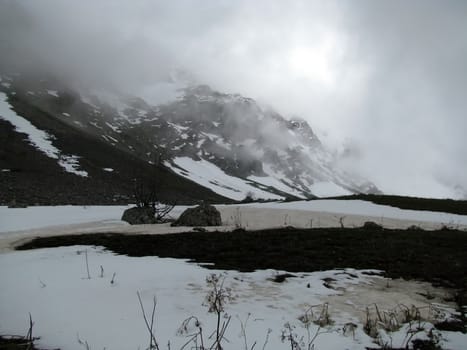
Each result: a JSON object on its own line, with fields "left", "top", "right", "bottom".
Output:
{"left": 172, "top": 203, "right": 222, "bottom": 227}
{"left": 121, "top": 206, "right": 157, "bottom": 225}
{"left": 362, "top": 221, "right": 383, "bottom": 230}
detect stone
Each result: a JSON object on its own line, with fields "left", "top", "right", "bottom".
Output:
{"left": 362, "top": 221, "right": 383, "bottom": 230}
{"left": 172, "top": 203, "right": 222, "bottom": 227}
{"left": 121, "top": 206, "right": 157, "bottom": 225}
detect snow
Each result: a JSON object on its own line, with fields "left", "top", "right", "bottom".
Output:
{"left": 215, "top": 137, "right": 231, "bottom": 150}
{"left": 137, "top": 109, "right": 148, "bottom": 117}
{"left": 0, "top": 206, "right": 130, "bottom": 233}
{"left": 0, "top": 92, "right": 88, "bottom": 177}
{"left": 103, "top": 167, "right": 114, "bottom": 172}
{"left": 2, "top": 200, "right": 466, "bottom": 236}
{"left": 166, "top": 157, "right": 283, "bottom": 201}
{"left": 196, "top": 138, "right": 205, "bottom": 148}
{"left": 1, "top": 202, "right": 466, "bottom": 349}
{"left": 171, "top": 143, "right": 185, "bottom": 151}
{"left": 62, "top": 112, "right": 71, "bottom": 117}
{"left": 200, "top": 132, "right": 231, "bottom": 149}
{"left": 0, "top": 247, "right": 464, "bottom": 350}
{"left": 89, "top": 121, "right": 102, "bottom": 129}
{"left": 58, "top": 155, "right": 88, "bottom": 177}
{"left": 248, "top": 174, "right": 305, "bottom": 199}
{"left": 309, "top": 181, "right": 352, "bottom": 197}
{"left": 243, "top": 199, "right": 467, "bottom": 226}
{"left": 102, "top": 134, "right": 119, "bottom": 143}
{"left": 252, "top": 164, "right": 353, "bottom": 199}
{"left": 46, "top": 90, "right": 59, "bottom": 97}
{"left": 201, "top": 131, "right": 218, "bottom": 140}
{"left": 105, "top": 121, "right": 121, "bottom": 133}
{"left": 0, "top": 92, "right": 59, "bottom": 159}
{"left": 168, "top": 121, "right": 189, "bottom": 133}
{"left": 249, "top": 164, "right": 307, "bottom": 199}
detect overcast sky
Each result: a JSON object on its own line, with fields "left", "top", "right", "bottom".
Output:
{"left": 1, "top": 0, "right": 466, "bottom": 198}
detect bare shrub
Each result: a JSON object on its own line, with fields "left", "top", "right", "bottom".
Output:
{"left": 364, "top": 303, "right": 444, "bottom": 349}
{"left": 204, "top": 274, "right": 232, "bottom": 350}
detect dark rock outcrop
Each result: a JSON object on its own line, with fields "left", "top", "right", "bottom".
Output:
{"left": 122, "top": 206, "right": 157, "bottom": 225}
{"left": 172, "top": 203, "right": 222, "bottom": 227}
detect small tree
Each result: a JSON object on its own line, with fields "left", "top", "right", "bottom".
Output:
{"left": 132, "top": 152, "right": 175, "bottom": 222}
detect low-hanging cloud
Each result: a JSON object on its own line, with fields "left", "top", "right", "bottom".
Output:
{"left": 1, "top": 0, "right": 466, "bottom": 198}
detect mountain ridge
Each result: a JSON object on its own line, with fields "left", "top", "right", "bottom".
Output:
{"left": 0, "top": 70, "right": 379, "bottom": 204}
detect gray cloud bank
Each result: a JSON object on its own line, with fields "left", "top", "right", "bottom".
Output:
{"left": 1, "top": 0, "right": 466, "bottom": 198}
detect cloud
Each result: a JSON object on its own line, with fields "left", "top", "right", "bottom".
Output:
{"left": 1, "top": 0, "right": 466, "bottom": 198}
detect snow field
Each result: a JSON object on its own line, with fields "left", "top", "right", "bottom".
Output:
{"left": 1, "top": 202, "right": 467, "bottom": 349}
{"left": 2, "top": 200, "right": 467, "bottom": 239}
{"left": 1, "top": 246, "right": 464, "bottom": 350}
{"left": 236, "top": 200, "right": 467, "bottom": 227}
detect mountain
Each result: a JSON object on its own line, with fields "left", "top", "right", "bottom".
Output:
{"left": 0, "top": 70, "right": 379, "bottom": 205}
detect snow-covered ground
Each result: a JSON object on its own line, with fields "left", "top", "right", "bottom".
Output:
{"left": 1, "top": 201, "right": 466, "bottom": 349}
{"left": 0, "top": 205, "right": 131, "bottom": 233}
{"left": 0, "top": 246, "right": 464, "bottom": 350}
{"left": 1, "top": 200, "right": 467, "bottom": 252}
{"left": 234, "top": 200, "right": 467, "bottom": 227}
{"left": 1, "top": 200, "right": 466, "bottom": 236}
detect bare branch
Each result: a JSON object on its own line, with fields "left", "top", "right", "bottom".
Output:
{"left": 137, "top": 291, "right": 160, "bottom": 350}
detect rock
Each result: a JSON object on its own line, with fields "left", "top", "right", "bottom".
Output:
{"left": 271, "top": 273, "right": 296, "bottom": 283}
{"left": 362, "top": 221, "right": 383, "bottom": 230}
{"left": 172, "top": 203, "right": 222, "bottom": 227}
{"left": 121, "top": 206, "right": 157, "bottom": 225}
{"left": 7, "top": 199, "right": 28, "bottom": 208}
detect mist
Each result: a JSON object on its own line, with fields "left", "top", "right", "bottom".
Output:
{"left": 1, "top": 0, "right": 466, "bottom": 198}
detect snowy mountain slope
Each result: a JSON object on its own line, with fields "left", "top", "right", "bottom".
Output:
{"left": 0, "top": 92, "right": 88, "bottom": 177}
{"left": 0, "top": 77, "right": 230, "bottom": 205}
{"left": 0, "top": 71, "right": 379, "bottom": 202}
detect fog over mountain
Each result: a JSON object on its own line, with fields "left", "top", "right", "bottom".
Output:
{"left": 1, "top": 0, "right": 466, "bottom": 199}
